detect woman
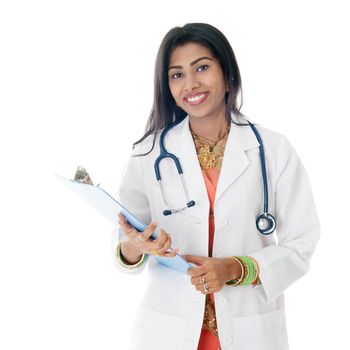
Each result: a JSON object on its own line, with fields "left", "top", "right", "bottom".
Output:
{"left": 111, "top": 23, "right": 320, "bottom": 350}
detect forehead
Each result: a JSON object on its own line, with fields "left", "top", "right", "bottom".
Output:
{"left": 169, "top": 42, "right": 214, "bottom": 65}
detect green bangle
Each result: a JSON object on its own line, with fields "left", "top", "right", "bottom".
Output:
{"left": 236, "top": 257, "right": 250, "bottom": 285}
{"left": 238, "top": 256, "right": 256, "bottom": 286}
{"left": 115, "top": 241, "right": 147, "bottom": 269}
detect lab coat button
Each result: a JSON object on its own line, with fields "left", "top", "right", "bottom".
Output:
{"left": 221, "top": 297, "right": 228, "bottom": 304}
{"left": 225, "top": 337, "right": 233, "bottom": 345}
{"left": 218, "top": 218, "right": 229, "bottom": 229}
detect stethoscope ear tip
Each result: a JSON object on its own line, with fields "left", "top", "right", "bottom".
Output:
{"left": 187, "top": 200, "right": 195, "bottom": 208}
{"left": 163, "top": 210, "right": 172, "bottom": 216}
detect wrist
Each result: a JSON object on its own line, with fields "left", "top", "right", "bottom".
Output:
{"left": 222, "top": 257, "right": 242, "bottom": 281}
{"left": 120, "top": 240, "right": 143, "bottom": 264}
{"left": 115, "top": 242, "right": 146, "bottom": 268}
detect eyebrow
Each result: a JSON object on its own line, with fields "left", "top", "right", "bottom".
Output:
{"left": 168, "top": 56, "right": 215, "bottom": 71}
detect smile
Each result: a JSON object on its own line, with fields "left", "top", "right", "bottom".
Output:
{"left": 184, "top": 92, "right": 209, "bottom": 106}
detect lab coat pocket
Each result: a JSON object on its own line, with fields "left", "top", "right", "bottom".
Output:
{"left": 232, "top": 309, "right": 289, "bottom": 350}
{"left": 128, "top": 305, "right": 186, "bottom": 350}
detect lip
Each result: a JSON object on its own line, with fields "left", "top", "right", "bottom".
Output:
{"left": 184, "top": 92, "right": 209, "bottom": 106}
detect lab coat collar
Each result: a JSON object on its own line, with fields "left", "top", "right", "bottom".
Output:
{"left": 166, "top": 112, "right": 260, "bottom": 209}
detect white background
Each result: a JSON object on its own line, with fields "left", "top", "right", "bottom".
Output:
{"left": 1, "top": 0, "right": 349, "bottom": 349}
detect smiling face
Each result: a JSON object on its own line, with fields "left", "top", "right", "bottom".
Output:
{"left": 168, "top": 42, "right": 229, "bottom": 122}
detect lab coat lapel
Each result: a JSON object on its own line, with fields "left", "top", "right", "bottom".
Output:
{"left": 214, "top": 119, "right": 260, "bottom": 205}
{"left": 165, "top": 115, "right": 260, "bottom": 212}
{"left": 164, "top": 116, "right": 209, "bottom": 222}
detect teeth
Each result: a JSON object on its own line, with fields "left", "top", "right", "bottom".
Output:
{"left": 187, "top": 93, "right": 206, "bottom": 102}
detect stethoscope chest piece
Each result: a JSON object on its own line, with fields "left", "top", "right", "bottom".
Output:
{"left": 256, "top": 213, "right": 276, "bottom": 235}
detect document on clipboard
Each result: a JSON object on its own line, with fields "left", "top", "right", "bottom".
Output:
{"left": 55, "top": 166, "right": 193, "bottom": 274}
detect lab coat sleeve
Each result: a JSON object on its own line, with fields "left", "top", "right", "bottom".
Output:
{"left": 249, "top": 135, "right": 321, "bottom": 305}
{"left": 111, "top": 141, "right": 152, "bottom": 275}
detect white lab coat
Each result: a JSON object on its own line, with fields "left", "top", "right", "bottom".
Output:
{"left": 111, "top": 114, "right": 320, "bottom": 350}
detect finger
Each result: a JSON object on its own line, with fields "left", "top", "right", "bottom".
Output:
{"left": 187, "top": 265, "right": 207, "bottom": 277}
{"left": 148, "top": 230, "right": 164, "bottom": 250}
{"left": 117, "top": 213, "right": 130, "bottom": 227}
{"left": 193, "top": 274, "right": 210, "bottom": 286}
{"left": 153, "top": 229, "right": 168, "bottom": 249}
{"left": 118, "top": 217, "right": 137, "bottom": 236}
{"left": 137, "top": 221, "right": 157, "bottom": 242}
{"left": 163, "top": 248, "right": 180, "bottom": 257}
{"left": 158, "top": 234, "right": 173, "bottom": 255}
{"left": 117, "top": 213, "right": 125, "bottom": 222}
{"left": 142, "top": 222, "right": 157, "bottom": 241}
{"left": 182, "top": 255, "right": 206, "bottom": 265}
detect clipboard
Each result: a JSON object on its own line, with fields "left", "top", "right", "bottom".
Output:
{"left": 55, "top": 167, "right": 193, "bottom": 274}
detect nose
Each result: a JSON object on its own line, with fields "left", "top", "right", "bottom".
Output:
{"left": 183, "top": 72, "right": 200, "bottom": 91}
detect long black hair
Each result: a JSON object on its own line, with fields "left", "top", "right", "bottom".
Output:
{"left": 133, "top": 22, "right": 250, "bottom": 156}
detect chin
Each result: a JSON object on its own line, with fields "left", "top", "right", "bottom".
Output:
{"left": 187, "top": 110, "right": 213, "bottom": 120}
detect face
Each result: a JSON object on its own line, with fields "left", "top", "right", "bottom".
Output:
{"left": 168, "top": 42, "right": 229, "bottom": 121}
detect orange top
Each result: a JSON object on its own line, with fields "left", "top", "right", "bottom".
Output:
{"left": 197, "top": 167, "right": 222, "bottom": 350}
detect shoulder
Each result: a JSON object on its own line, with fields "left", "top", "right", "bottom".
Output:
{"left": 250, "top": 122, "right": 302, "bottom": 181}
{"left": 131, "top": 132, "right": 159, "bottom": 157}
{"left": 253, "top": 123, "right": 286, "bottom": 148}
{"left": 231, "top": 113, "right": 290, "bottom": 153}
{"left": 132, "top": 118, "right": 187, "bottom": 156}
{"left": 251, "top": 122, "right": 298, "bottom": 159}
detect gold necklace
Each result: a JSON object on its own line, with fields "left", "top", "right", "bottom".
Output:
{"left": 190, "top": 123, "right": 231, "bottom": 170}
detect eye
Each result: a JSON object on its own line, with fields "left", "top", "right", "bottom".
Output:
{"left": 170, "top": 72, "right": 183, "bottom": 80}
{"left": 197, "top": 64, "right": 209, "bottom": 72}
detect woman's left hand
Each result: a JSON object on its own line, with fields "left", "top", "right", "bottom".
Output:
{"left": 182, "top": 254, "right": 241, "bottom": 294}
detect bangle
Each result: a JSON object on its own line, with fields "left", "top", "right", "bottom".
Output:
{"left": 225, "top": 256, "right": 259, "bottom": 287}
{"left": 236, "top": 257, "right": 251, "bottom": 286}
{"left": 115, "top": 241, "right": 147, "bottom": 269}
{"left": 238, "top": 256, "right": 256, "bottom": 286}
{"left": 248, "top": 256, "right": 260, "bottom": 284}
{"left": 225, "top": 257, "right": 245, "bottom": 286}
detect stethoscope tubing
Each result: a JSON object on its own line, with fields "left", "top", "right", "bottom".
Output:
{"left": 154, "top": 118, "right": 276, "bottom": 234}
{"left": 247, "top": 121, "right": 269, "bottom": 214}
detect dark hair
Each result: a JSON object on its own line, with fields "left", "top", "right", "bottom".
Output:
{"left": 133, "top": 22, "right": 250, "bottom": 156}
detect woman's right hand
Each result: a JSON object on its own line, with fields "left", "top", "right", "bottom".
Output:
{"left": 117, "top": 213, "right": 179, "bottom": 257}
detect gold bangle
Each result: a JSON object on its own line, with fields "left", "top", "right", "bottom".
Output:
{"left": 225, "top": 257, "right": 245, "bottom": 286}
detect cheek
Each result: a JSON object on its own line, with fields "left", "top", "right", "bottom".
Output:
{"left": 169, "top": 83, "right": 180, "bottom": 98}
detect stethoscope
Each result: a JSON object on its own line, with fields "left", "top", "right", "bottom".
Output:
{"left": 154, "top": 119, "right": 276, "bottom": 235}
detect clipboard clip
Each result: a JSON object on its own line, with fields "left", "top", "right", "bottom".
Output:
{"left": 74, "top": 165, "right": 100, "bottom": 187}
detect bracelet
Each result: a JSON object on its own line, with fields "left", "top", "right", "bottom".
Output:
{"left": 248, "top": 256, "right": 260, "bottom": 284}
{"left": 225, "top": 257, "right": 245, "bottom": 286}
{"left": 225, "top": 256, "right": 260, "bottom": 287}
{"left": 236, "top": 257, "right": 250, "bottom": 286}
{"left": 115, "top": 241, "right": 147, "bottom": 269}
{"left": 238, "top": 256, "right": 256, "bottom": 286}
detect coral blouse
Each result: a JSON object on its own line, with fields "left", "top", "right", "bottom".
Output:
{"left": 197, "top": 167, "right": 222, "bottom": 350}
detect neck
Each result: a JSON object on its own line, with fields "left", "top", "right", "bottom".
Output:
{"left": 189, "top": 112, "right": 229, "bottom": 143}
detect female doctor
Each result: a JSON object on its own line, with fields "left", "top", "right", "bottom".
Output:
{"left": 111, "top": 23, "right": 320, "bottom": 350}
